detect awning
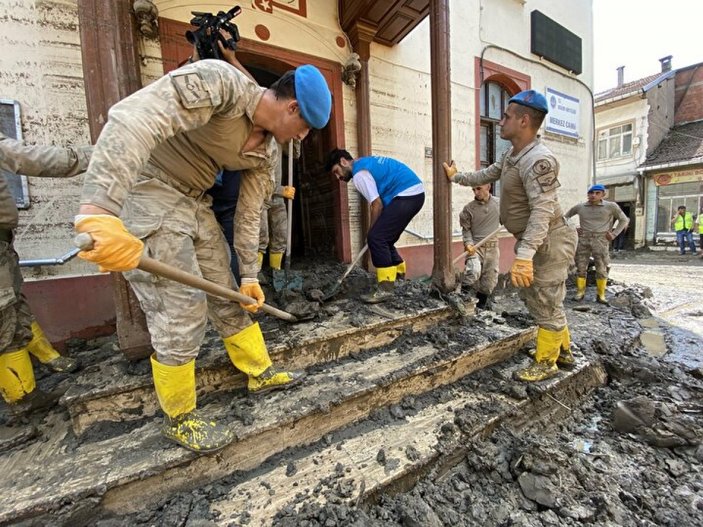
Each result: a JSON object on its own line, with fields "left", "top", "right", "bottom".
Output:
{"left": 596, "top": 173, "right": 637, "bottom": 187}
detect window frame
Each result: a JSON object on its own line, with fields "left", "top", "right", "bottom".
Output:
{"left": 597, "top": 121, "right": 635, "bottom": 161}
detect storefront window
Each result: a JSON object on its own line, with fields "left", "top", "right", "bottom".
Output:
{"left": 656, "top": 180, "right": 703, "bottom": 233}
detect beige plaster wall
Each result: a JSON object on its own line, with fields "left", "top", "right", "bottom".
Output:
{"left": 0, "top": 0, "right": 92, "bottom": 279}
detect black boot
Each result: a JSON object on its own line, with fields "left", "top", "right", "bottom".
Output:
{"left": 476, "top": 292, "right": 491, "bottom": 310}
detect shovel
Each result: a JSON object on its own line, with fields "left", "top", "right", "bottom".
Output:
{"left": 74, "top": 233, "right": 298, "bottom": 322}
{"left": 322, "top": 244, "right": 368, "bottom": 301}
{"left": 273, "top": 139, "right": 303, "bottom": 292}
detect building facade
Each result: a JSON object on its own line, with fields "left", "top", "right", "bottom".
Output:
{"left": 0, "top": 0, "right": 594, "bottom": 342}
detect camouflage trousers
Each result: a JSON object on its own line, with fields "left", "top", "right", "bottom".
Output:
{"left": 0, "top": 238, "right": 33, "bottom": 354}
{"left": 258, "top": 196, "right": 287, "bottom": 254}
{"left": 122, "top": 178, "right": 253, "bottom": 366}
{"left": 575, "top": 232, "right": 610, "bottom": 279}
{"left": 475, "top": 243, "right": 499, "bottom": 295}
{"left": 518, "top": 222, "right": 578, "bottom": 331}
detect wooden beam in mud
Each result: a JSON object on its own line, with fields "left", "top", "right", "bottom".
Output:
{"left": 97, "top": 328, "right": 535, "bottom": 515}
{"left": 64, "top": 304, "right": 469, "bottom": 437}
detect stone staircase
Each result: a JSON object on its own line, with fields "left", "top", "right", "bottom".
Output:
{"left": 0, "top": 295, "right": 607, "bottom": 525}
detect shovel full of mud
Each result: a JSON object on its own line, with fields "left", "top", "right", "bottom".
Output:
{"left": 321, "top": 244, "right": 368, "bottom": 301}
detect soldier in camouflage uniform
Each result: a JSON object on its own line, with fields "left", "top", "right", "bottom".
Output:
{"left": 565, "top": 183, "right": 629, "bottom": 304}
{"left": 1, "top": 133, "right": 88, "bottom": 418}
{"left": 74, "top": 60, "right": 332, "bottom": 452}
{"left": 258, "top": 141, "right": 298, "bottom": 271}
{"left": 445, "top": 90, "right": 578, "bottom": 382}
{"left": 458, "top": 184, "right": 500, "bottom": 309}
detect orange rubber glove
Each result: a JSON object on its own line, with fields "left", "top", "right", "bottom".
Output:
{"left": 464, "top": 244, "right": 476, "bottom": 257}
{"left": 442, "top": 161, "right": 457, "bottom": 181}
{"left": 510, "top": 258, "right": 534, "bottom": 288}
{"left": 281, "top": 186, "right": 296, "bottom": 200}
{"left": 75, "top": 215, "right": 144, "bottom": 272}
{"left": 239, "top": 279, "right": 265, "bottom": 313}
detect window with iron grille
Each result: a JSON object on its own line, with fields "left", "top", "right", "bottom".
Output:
{"left": 479, "top": 82, "right": 512, "bottom": 195}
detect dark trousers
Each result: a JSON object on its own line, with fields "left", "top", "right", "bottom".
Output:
{"left": 208, "top": 170, "right": 242, "bottom": 282}
{"left": 367, "top": 193, "right": 425, "bottom": 268}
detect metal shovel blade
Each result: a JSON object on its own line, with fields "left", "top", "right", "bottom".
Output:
{"left": 272, "top": 268, "right": 303, "bottom": 292}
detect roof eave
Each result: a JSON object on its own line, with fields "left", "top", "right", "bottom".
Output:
{"left": 638, "top": 157, "right": 703, "bottom": 173}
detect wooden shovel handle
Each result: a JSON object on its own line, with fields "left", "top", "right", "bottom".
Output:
{"left": 452, "top": 226, "right": 503, "bottom": 266}
{"left": 74, "top": 233, "right": 298, "bottom": 322}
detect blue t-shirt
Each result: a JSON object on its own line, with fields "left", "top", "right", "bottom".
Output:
{"left": 352, "top": 156, "right": 422, "bottom": 207}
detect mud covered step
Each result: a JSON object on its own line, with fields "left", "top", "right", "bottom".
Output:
{"left": 201, "top": 358, "right": 608, "bottom": 526}
{"left": 0, "top": 321, "right": 528, "bottom": 525}
{"left": 61, "top": 298, "right": 467, "bottom": 438}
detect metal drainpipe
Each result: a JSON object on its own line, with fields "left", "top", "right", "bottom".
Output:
{"left": 19, "top": 247, "right": 81, "bottom": 267}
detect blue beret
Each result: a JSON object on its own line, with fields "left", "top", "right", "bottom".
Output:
{"left": 295, "top": 65, "right": 331, "bottom": 129}
{"left": 588, "top": 184, "right": 606, "bottom": 192}
{"left": 509, "top": 90, "right": 548, "bottom": 114}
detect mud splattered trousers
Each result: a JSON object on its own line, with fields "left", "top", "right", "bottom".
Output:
{"left": 258, "top": 196, "right": 287, "bottom": 254}
{"left": 475, "top": 242, "right": 499, "bottom": 295}
{"left": 122, "top": 178, "right": 255, "bottom": 366}
{"left": 517, "top": 221, "right": 578, "bottom": 331}
{"left": 368, "top": 193, "right": 425, "bottom": 268}
{"left": 575, "top": 231, "right": 610, "bottom": 279}
{"left": 0, "top": 233, "right": 33, "bottom": 354}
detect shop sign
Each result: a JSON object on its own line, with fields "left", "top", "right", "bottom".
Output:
{"left": 653, "top": 167, "right": 703, "bottom": 186}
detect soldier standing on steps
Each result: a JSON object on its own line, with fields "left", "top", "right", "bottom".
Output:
{"left": 458, "top": 183, "right": 501, "bottom": 310}
{"left": 74, "top": 60, "right": 331, "bottom": 453}
{"left": 1, "top": 133, "right": 89, "bottom": 423}
{"left": 565, "top": 183, "right": 629, "bottom": 304}
{"left": 444, "top": 90, "right": 578, "bottom": 383}
{"left": 258, "top": 140, "right": 298, "bottom": 273}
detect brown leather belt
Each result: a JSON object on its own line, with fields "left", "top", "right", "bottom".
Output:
{"left": 0, "top": 228, "right": 13, "bottom": 243}
{"left": 478, "top": 240, "right": 498, "bottom": 248}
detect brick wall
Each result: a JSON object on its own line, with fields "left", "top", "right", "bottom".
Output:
{"left": 675, "top": 64, "right": 703, "bottom": 124}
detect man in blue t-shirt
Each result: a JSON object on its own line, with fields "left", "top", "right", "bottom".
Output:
{"left": 327, "top": 149, "right": 425, "bottom": 303}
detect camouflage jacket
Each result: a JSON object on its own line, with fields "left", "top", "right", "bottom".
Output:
{"left": 452, "top": 137, "right": 563, "bottom": 260}
{"left": 79, "top": 60, "right": 279, "bottom": 279}
{"left": 1, "top": 133, "right": 91, "bottom": 230}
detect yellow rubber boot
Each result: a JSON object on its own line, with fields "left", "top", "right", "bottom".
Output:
{"left": 257, "top": 251, "right": 264, "bottom": 270}
{"left": 151, "top": 355, "right": 233, "bottom": 452}
{"left": 27, "top": 321, "right": 78, "bottom": 373}
{"left": 515, "top": 327, "right": 561, "bottom": 382}
{"left": 396, "top": 261, "right": 407, "bottom": 280}
{"left": 223, "top": 323, "right": 306, "bottom": 395}
{"left": 269, "top": 252, "right": 283, "bottom": 271}
{"left": 557, "top": 326, "right": 575, "bottom": 368}
{"left": 361, "top": 266, "right": 397, "bottom": 304}
{"left": 596, "top": 278, "right": 608, "bottom": 304}
{"left": 0, "top": 348, "right": 36, "bottom": 404}
{"left": 573, "top": 276, "right": 586, "bottom": 301}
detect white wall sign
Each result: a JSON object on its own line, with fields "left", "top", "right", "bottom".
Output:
{"left": 545, "top": 87, "right": 580, "bottom": 138}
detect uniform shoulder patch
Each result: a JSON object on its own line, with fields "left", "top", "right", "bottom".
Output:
{"left": 532, "top": 159, "right": 553, "bottom": 176}
{"left": 531, "top": 158, "right": 561, "bottom": 192}
{"left": 170, "top": 70, "right": 214, "bottom": 109}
